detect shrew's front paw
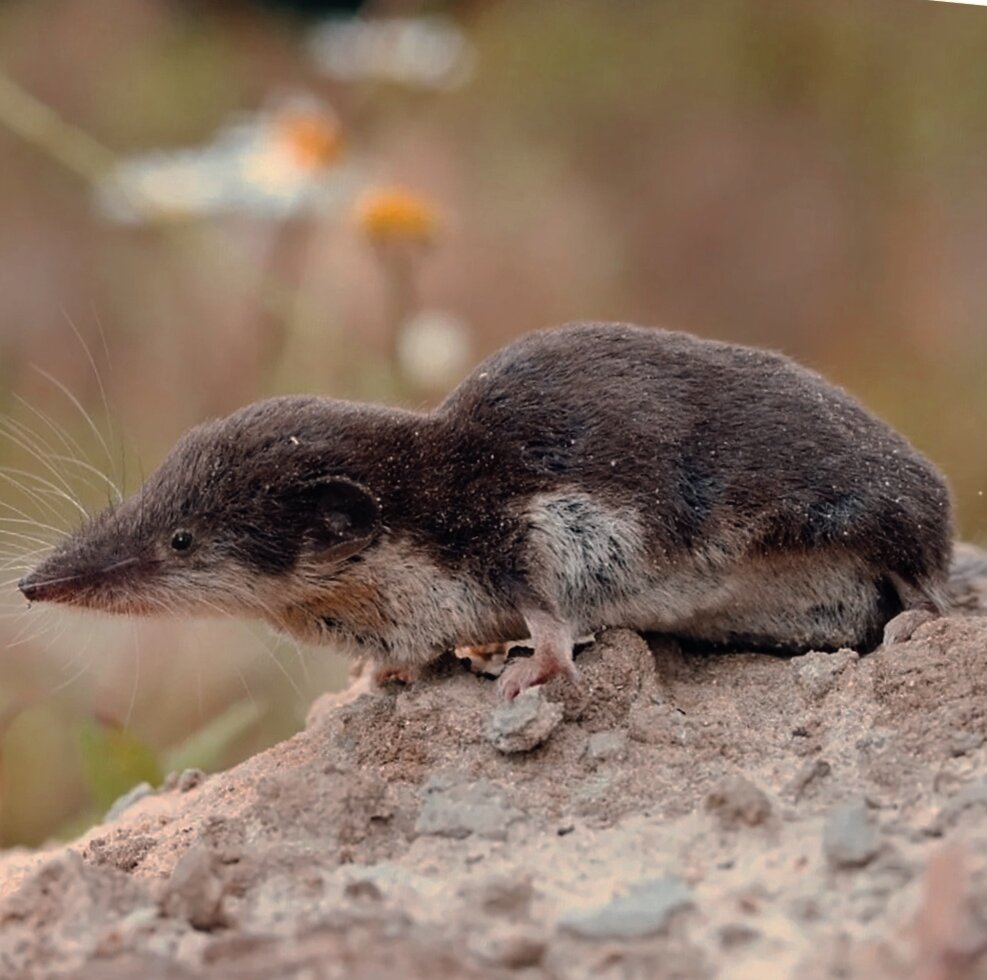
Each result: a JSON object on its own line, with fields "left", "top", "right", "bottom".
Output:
{"left": 497, "top": 650, "right": 580, "bottom": 700}
{"left": 372, "top": 664, "right": 419, "bottom": 688}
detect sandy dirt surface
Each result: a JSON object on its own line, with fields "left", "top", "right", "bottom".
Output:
{"left": 3, "top": 615, "right": 987, "bottom": 979}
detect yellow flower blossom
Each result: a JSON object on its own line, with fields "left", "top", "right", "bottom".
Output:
{"left": 354, "top": 186, "right": 441, "bottom": 245}
{"left": 274, "top": 108, "right": 344, "bottom": 171}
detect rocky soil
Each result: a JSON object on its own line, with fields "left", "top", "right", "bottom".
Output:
{"left": 3, "top": 616, "right": 987, "bottom": 979}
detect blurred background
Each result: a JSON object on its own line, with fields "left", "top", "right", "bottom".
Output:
{"left": 1, "top": 0, "right": 986, "bottom": 847}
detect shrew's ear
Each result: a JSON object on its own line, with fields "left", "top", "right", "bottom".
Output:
{"left": 301, "top": 477, "right": 381, "bottom": 561}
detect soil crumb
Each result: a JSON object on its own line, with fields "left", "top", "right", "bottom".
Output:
{"left": 4, "top": 619, "right": 987, "bottom": 979}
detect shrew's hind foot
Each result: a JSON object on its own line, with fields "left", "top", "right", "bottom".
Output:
{"left": 497, "top": 610, "right": 579, "bottom": 700}
{"left": 457, "top": 633, "right": 596, "bottom": 680}
{"left": 497, "top": 649, "right": 580, "bottom": 700}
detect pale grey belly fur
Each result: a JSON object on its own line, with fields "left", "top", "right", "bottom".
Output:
{"left": 299, "top": 491, "right": 885, "bottom": 665}
{"left": 523, "top": 491, "right": 884, "bottom": 650}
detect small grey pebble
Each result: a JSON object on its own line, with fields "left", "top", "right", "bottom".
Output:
{"left": 791, "top": 649, "right": 858, "bottom": 701}
{"left": 932, "top": 780, "right": 987, "bottom": 834}
{"left": 948, "top": 731, "right": 985, "bottom": 758}
{"left": 559, "top": 876, "right": 694, "bottom": 940}
{"left": 823, "top": 800, "right": 880, "bottom": 869}
{"left": 344, "top": 879, "right": 384, "bottom": 902}
{"left": 786, "top": 758, "right": 832, "bottom": 801}
{"left": 486, "top": 688, "right": 564, "bottom": 753}
{"left": 706, "top": 775, "right": 772, "bottom": 828}
{"left": 458, "top": 874, "right": 533, "bottom": 918}
{"left": 584, "top": 731, "right": 628, "bottom": 764}
{"left": 105, "top": 781, "right": 155, "bottom": 822}
{"left": 627, "top": 701, "right": 694, "bottom": 746}
{"left": 160, "top": 843, "right": 226, "bottom": 930}
{"left": 574, "top": 773, "right": 613, "bottom": 808}
{"left": 177, "top": 768, "right": 206, "bottom": 792}
{"left": 856, "top": 730, "right": 893, "bottom": 753}
{"left": 415, "top": 773, "right": 523, "bottom": 841}
{"left": 719, "top": 923, "right": 760, "bottom": 948}
{"left": 470, "top": 927, "right": 546, "bottom": 969}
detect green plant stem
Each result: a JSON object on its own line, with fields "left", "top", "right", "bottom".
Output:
{"left": 0, "top": 68, "right": 116, "bottom": 183}
{"left": 0, "top": 69, "right": 312, "bottom": 397}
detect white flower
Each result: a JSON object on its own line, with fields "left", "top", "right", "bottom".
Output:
{"left": 307, "top": 16, "right": 476, "bottom": 91}
{"left": 95, "top": 96, "right": 356, "bottom": 224}
{"left": 397, "top": 311, "right": 473, "bottom": 390}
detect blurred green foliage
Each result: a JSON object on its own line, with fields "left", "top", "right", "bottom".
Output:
{"left": 79, "top": 719, "right": 163, "bottom": 813}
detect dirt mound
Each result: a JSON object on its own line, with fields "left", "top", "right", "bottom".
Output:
{"left": 3, "top": 620, "right": 987, "bottom": 979}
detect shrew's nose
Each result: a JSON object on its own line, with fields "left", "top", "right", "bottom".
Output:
{"left": 18, "top": 570, "right": 63, "bottom": 603}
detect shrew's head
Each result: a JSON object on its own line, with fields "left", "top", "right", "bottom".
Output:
{"left": 18, "top": 397, "right": 384, "bottom": 617}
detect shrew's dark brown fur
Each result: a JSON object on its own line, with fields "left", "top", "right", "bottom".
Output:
{"left": 19, "top": 323, "right": 954, "bottom": 697}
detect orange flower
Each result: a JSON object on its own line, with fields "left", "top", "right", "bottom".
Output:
{"left": 275, "top": 109, "right": 344, "bottom": 170}
{"left": 354, "top": 186, "right": 441, "bottom": 245}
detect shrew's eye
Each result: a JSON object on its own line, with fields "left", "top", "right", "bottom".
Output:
{"left": 170, "top": 530, "right": 194, "bottom": 553}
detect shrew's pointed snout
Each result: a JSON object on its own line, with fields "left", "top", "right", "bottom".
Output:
{"left": 18, "top": 572, "right": 39, "bottom": 601}
{"left": 18, "top": 551, "right": 148, "bottom": 610}
{"left": 17, "top": 567, "right": 79, "bottom": 603}
{"left": 16, "top": 498, "right": 148, "bottom": 610}
{"left": 18, "top": 550, "right": 101, "bottom": 605}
